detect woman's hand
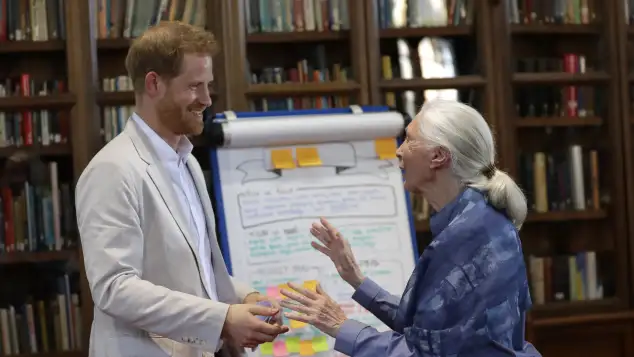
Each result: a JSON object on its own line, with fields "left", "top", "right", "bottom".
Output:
{"left": 279, "top": 281, "right": 348, "bottom": 338}
{"left": 310, "top": 217, "right": 365, "bottom": 289}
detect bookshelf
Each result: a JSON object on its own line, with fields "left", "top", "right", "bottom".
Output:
{"left": 493, "top": 0, "right": 633, "bottom": 356}
{"left": 227, "top": 0, "right": 369, "bottom": 112}
{"left": 0, "top": 0, "right": 97, "bottom": 355}
{"left": 621, "top": 0, "right": 634, "bottom": 315}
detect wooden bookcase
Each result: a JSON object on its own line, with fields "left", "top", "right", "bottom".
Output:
{"left": 0, "top": 0, "right": 97, "bottom": 355}
{"left": 222, "top": 0, "right": 370, "bottom": 112}
{"left": 491, "top": 0, "right": 634, "bottom": 356}
{"left": 5, "top": 1, "right": 634, "bottom": 357}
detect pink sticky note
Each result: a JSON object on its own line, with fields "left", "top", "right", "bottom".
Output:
{"left": 273, "top": 340, "right": 288, "bottom": 357}
{"left": 266, "top": 286, "right": 281, "bottom": 298}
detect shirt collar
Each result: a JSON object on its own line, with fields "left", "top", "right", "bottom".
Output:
{"left": 429, "top": 187, "right": 485, "bottom": 237}
{"left": 131, "top": 112, "right": 193, "bottom": 166}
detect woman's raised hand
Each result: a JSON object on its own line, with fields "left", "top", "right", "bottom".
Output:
{"left": 310, "top": 217, "right": 365, "bottom": 289}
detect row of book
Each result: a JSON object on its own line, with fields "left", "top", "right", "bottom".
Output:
{"left": 507, "top": 0, "right": 597, "bottom": 24}
{"left": 95, "top": 0, "right": 205, "bottom": 39}
{"left": 0, "top": 0, "right": 66, "bottom": 42}
{"left": 378, "top": 0, "right": 473, "bottom": 29}
{"left": 529, "top": 251, "right": 605, "bottom": 304}
{"left": 0, "top": 273, "right": 82, "bottom": 355}
{"left": 519, "top": 146, "right": 601, "bottom": 213}
{"left": 1, "top": 160, "right": 76, "bottom": 254}
{"left": 246, "top": 0, "right": 350, "bottom": 33}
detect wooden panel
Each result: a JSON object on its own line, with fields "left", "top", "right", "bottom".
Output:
{"left": 533, "top": 322, "right": 632, "bottom": 357}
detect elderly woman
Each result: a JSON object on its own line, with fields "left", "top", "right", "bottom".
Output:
{"left": 279, "top": 100, "right": 542, "bottom": 357}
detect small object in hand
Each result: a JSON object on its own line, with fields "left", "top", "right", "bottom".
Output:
{"left": 255, "top": 300, "right": 273, "bottom": 323}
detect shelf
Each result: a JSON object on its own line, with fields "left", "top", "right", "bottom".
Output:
{"left": 379, "top": 25, "right": 472, "bottom": 38}
{"left": 0, "top": 94, "right": 76, "bottom": 110}
{"left": 247, "top": 31, "right": 349, "bottom": 43}
{"left": 0, "top": 250, "right": 76, "bottom": 265}
{"left": 0, "top": 40, "right": 66, "bottom": 53}
{"left": 98, "top": 91, "right": 135, "bottom": 105}
{"left": 380, "top": 76, "right": 486, "bottom": 90}
{"left": 0, "top": 143, "right": 72, "bottom": 158}
{"left": 531, "top": 298, "right": 620, "bottom": 320}
{"left": 516, "top": 116, "right": 603, "bottom": 127}
{"left": 511, "top": 24, "right": 601, "bottom": 35}
{"left": 246, "top": 82, "right": 360, "bottom": 96}
{"left": 98, "top": 38, "right": 133, "bottom": 50}
{"left": 526, "top": 210, "right": 607, "bottom": 222}
{"left": 512, "top": 72, "right": 610, "bottom": 84}
{"left": 532, "top": 310, "right": 634, "bottom": 328}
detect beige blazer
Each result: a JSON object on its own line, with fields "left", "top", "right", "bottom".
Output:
{"left": 75, "top": 119, "right": 255, "bottom": 357}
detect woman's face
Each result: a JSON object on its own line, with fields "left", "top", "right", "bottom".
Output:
{"left": 396, "top": 119, "right": 434, "bottom": 193}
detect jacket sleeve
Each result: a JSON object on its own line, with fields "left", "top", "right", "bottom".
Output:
{"left": 231, "top": 276, "right": 258, "bottom": 302}
{"left": 351, "top": 278, "right": 401, "bottom": 330}
{"left": 76, "top": 161, "right": 229, "bottom": 353}
{"left": 334, "top": 228, "right": 525, "bottom": 357}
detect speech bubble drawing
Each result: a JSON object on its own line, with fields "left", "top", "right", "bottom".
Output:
{"left": 236, "top": 159, "right": 281, "bottom": 184}
{"left": 237, "top": 184, "right": 398, "bottom": 229}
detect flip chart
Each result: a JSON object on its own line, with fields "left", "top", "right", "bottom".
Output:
{"left": 210, "top": 108, "right": 417, "bottom": 356}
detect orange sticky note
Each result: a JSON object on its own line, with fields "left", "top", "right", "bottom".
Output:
{"left": 312, "top": 336, "right": 329, "bottom": 352}
{"left": 375, "top": 138, "right": 397, "bottom": 159}
{"left": 260, "top": 342, "right": 274, "bottom": 355}
{"left": 296, "top": 147, "right": 322, "bottom": 167}
{"left": 303, "top": 280, "right": 317, "bottom": 291}
{"left": 271, "top": 148, "right": 296, "bottom": 169}
{"left": 273, "top": 340, "right": 288, "bottom": 356}
{"left": 286, "top": 337, "right": 300, "bottom": 353}
{"left": 299, "top": 340, "right": 315, "bottom": 356}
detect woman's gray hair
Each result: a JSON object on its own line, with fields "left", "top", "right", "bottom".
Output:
{"left": 415, "top": 99, "right": 527, "bottom": 230}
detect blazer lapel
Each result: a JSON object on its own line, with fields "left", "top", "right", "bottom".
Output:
{"left": 125, "top": 119, "right": 210, "bottom": 295}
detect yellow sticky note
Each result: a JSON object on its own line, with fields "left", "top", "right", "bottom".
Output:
{"left": 290, "top": 319, "right": 307, "bottom": 329}
{"left": 260, "top": 342, "right": 274, "bottom": 355}
{"left": 278, "top": 283, "right": 292, "bottom": 294}
{"left": 303, "top": 280, "right": 317, "bottom": 291}
{"left": 296, "top": 147, "right": 322, "bottom": 167}
{"left": 271, "top": 148, "right": 296, "bottom": 169}
{"left": 375, "top": 138, "right": 397, "bottom": 159}
{"left": 299, "top": 340, "right": 315, "bottom": 356}
{"left": 312, "top": 336, "right": 329, "bottom": 352}
{"left": 286, "top": 337, "right": 300, "bottom": 353}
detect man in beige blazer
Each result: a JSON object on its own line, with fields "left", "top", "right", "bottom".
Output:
{"left": 75, "top": 22, "right": 288, "bottom": 357}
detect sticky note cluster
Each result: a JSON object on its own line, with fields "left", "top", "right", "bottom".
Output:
{"left": 263, "top": 281, "right": 319, "bottom": 330}
{"left": 270, "top": 147, "right": 323, "bottom": 170}
{"left": 259, "top": 336, "right": 330, "bottom": 356}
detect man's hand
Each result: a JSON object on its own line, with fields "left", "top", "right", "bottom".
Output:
{"left": 221, "top": 304, "right": 289, "bottom": 349}
{"left": 243, "top": 293, "right": 283, "bottom": 326}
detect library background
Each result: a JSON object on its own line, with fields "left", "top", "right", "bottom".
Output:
{"left": 3, "top": 0, "right": 634, "bottom": 356}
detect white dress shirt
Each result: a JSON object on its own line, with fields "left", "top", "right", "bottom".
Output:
{"left": 132, "top": 113, "right": 219, "bottom": 301}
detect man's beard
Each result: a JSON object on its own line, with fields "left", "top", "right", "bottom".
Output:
{"left": 156, "top": 97, "right": 204, "bottom": 136}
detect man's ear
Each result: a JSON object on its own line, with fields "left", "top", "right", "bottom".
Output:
{"left": 144, "top": 72, "right": 163, "bottom": 98}
{"left": 430, "top": 146, "right": 451, "bottom": 169}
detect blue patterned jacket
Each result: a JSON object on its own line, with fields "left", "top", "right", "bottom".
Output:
{"left": 333, "top": 188, "right": 542, "bottom": 357}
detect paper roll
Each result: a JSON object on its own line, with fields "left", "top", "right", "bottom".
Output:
{"left": 219, "top": 111, "right": 406, "bottom": 148}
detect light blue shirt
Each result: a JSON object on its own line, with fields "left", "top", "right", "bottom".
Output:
{"left": 132, "top": 113, "right": 219, "bottom": 301}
